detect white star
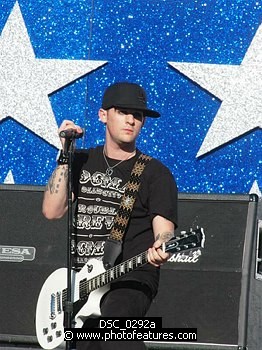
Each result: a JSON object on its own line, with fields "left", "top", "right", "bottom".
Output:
{"left": 4, "top": 170, "right": 15, "bottom": 184}
{"left": 169, "top": 24, "right": 262, "bottom": 157}
{"left": 249, "top": 180, "right": 262, "bottom": 198}
{"left": 0, "top": 2, "right": 106, "bottom": 149}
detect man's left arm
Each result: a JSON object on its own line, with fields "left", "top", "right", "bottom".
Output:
{"left": 147, "top": 215, "right": 175, "bottom": 267}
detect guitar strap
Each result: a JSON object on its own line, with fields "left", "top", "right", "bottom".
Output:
{"left": 103, "top": 153, "right": 152, "bottom": 269}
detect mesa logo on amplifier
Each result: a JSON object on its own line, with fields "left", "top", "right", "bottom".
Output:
{"left": 0, "top": 245, "right": 36, "bottom": 262}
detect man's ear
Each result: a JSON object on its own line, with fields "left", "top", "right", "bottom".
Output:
{"left": 98, "top": 108, "right": 107, "bottom": 124}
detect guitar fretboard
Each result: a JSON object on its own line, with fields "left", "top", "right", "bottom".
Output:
{"left": 79, "top": 251, "right": 148, "bottom": 299}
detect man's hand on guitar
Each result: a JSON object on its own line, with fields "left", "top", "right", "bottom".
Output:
{"left": 147, "top": 239, "right": 170, "bottom": 267}
{"left": 149, "top": 215, "right": 175, "bottom": 266}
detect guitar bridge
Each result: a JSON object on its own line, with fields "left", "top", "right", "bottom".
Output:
{"left": 56, "top": 291, "right": 62, "bottom": 314}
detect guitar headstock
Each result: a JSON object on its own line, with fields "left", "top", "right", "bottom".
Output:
{"left": 165, "top": 227, "right": 205, "bottom": 254}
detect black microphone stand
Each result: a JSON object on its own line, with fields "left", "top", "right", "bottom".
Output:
{"left": 63, "top": 137, "right": 76, "bottom": 350}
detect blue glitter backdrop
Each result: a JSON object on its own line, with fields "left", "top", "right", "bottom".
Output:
{"left": 0, "top": 0, "right": 261, "bottom": 194}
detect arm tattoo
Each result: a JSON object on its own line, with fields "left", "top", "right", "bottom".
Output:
{"left": 155, "top": 231, "right": 174, "bottom": 242}
{"left": 45, "top": 165, "right": 68, "bottom": 194}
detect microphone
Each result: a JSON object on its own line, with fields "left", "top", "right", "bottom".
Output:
{"left": 59, "top": 128, "right": 84, "bottom": 139}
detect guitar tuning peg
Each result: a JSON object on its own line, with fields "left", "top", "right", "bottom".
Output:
{"left": 180, "top": 231, "right": 188, "bottom": 237}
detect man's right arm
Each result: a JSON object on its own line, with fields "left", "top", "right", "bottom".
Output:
{"left": 43, "top": 119, "right": 82, "bottom": 219}
{"left": 42, "top": 164, "right": 72, "bottom": 219}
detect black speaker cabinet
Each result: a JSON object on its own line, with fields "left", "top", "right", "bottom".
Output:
{"left": 146, "top": 193, "right": 260, "bottom": 350}
{"left": 0, "top": 184, "right": 67, "bottom": 345}
{"left": 0, "top": 185, "right": 260, "bottom": 350}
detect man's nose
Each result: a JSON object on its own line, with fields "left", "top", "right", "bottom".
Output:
{"left": 125, "top": 113, "right": 135, "bottom": 124}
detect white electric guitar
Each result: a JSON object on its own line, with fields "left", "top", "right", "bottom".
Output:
{"left": 35, "top": 228, "right": 204, "bottom": 349}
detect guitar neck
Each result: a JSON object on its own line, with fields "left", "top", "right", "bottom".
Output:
{"left": 79, "top": 250, "right": 148, "bottom": 299}
{"left": 76, "top": 228, "right": 204, "bottom": 301}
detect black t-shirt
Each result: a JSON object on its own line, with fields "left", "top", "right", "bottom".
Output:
{"left": 71, "top": 146, "right": 178, "bottom": 295}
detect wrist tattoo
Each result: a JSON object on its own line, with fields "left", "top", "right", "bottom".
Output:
{"left": 155, "top": 231, "right": 174, "bottom": 242}
{"left": 46, "top": 166, "right": 68, "bottom": 194}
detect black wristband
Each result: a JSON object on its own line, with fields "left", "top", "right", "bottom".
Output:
{"left": 57, "top": 150, "right": 69, "bottom": 165}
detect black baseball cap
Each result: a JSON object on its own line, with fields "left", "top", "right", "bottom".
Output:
{"left": 101, "top": 82, "right": 160, "bottom": 118}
